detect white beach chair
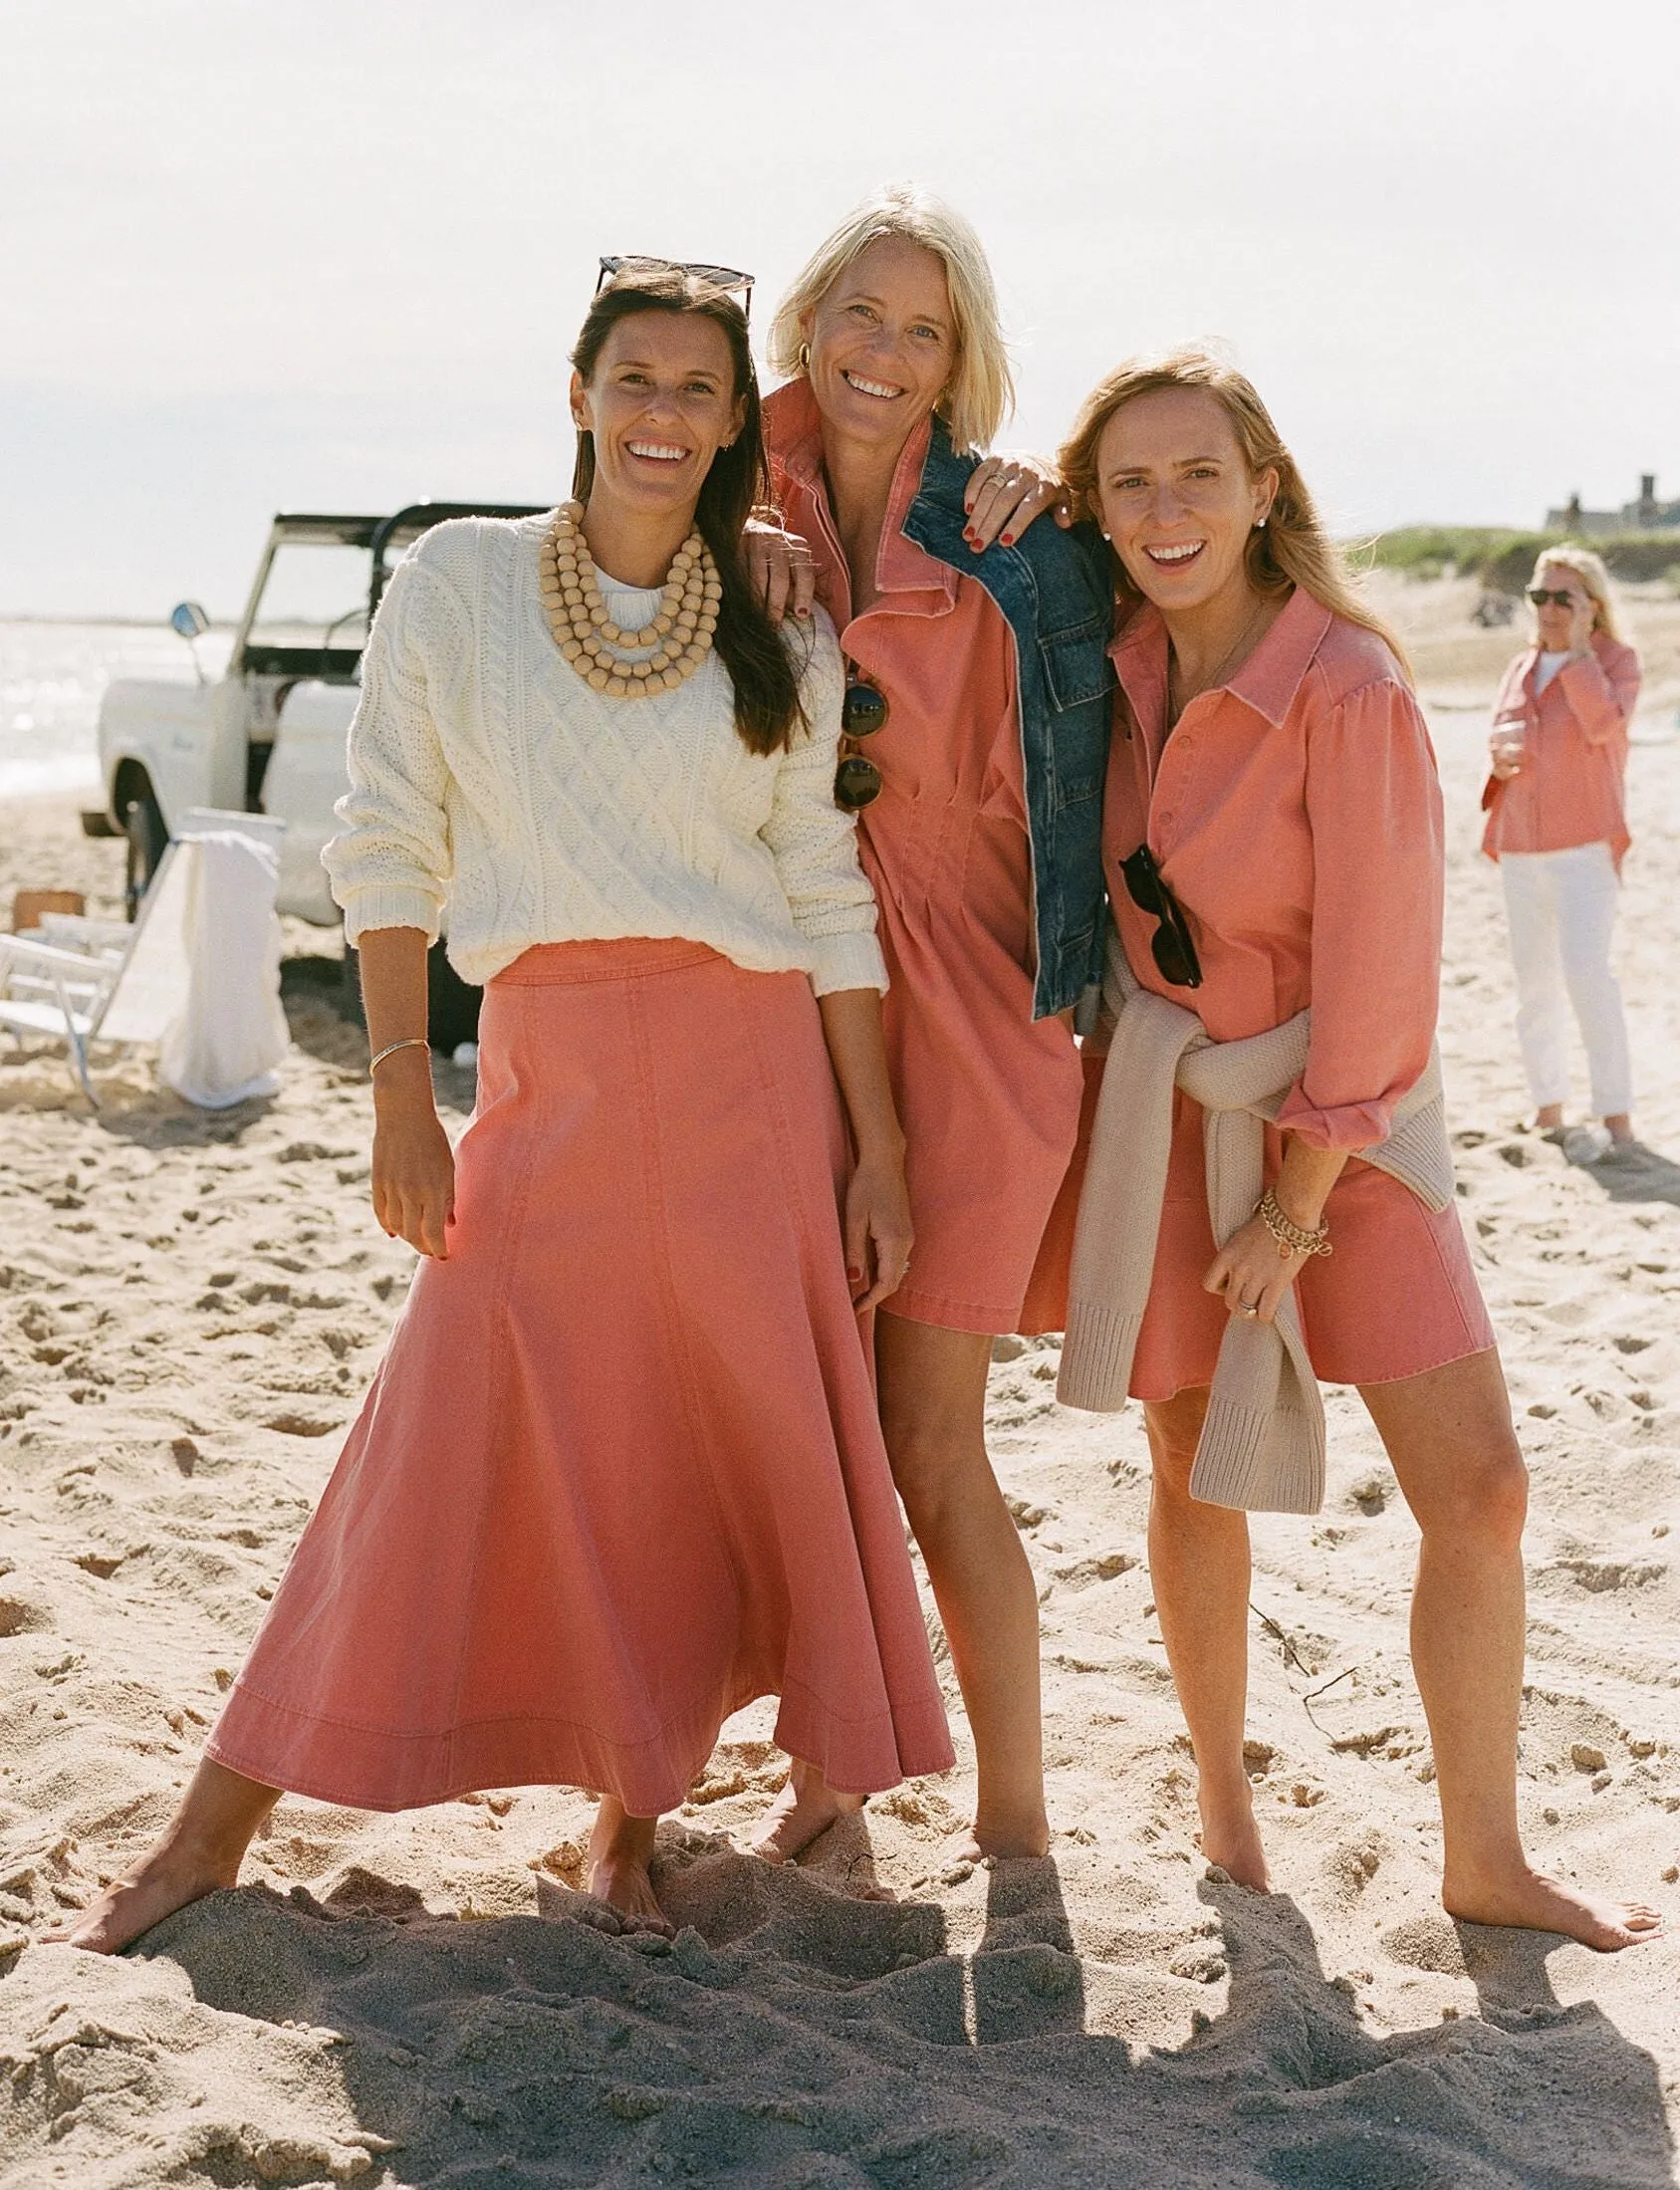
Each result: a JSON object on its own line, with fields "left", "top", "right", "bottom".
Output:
{"left": 0, "top": 846, "right": 194, "bottom": 1105}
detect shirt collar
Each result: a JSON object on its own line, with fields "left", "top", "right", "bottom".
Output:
{"left": 762, "top": 380, "right": 955, "bottom": 615}
{"left": 1106, "top": 584, "right": 1331, "bottom": 731}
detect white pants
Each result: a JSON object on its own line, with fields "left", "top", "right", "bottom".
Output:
{"left": 1500, "top": 842, "right": 1633, "bottom": 1117}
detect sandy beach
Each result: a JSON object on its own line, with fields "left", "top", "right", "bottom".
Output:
{"left": 3, "top": 574, "right": 1680, "bottom": 2188}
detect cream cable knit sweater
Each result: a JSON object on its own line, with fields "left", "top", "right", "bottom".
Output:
{"left": 322, "top": 513, "right": 886, "bottom": 996}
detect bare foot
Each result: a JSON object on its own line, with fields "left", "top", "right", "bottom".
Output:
{"left": 1197, "top": 1792, "right": 1272, "bottom": 1891}
{"left": 749, "top": 1760, "right": 865, "bottom": 1864}
{"left": 42, "top": 1841, "right": 238, "bottom": 1955}
{"left": 586, "top": 1801, "right": 672, "bottom": 1936}
{"left": 947, "top": 1811, "right": 1052, "bottom": 1867}
{"left": 1445, "top": 1866, "right": 1662, "bottom": 1953}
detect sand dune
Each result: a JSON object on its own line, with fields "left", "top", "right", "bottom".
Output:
{"left": 2, "top": 579, "right": 1679, "bottom": 2187}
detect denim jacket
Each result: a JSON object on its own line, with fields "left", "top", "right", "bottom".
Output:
{"left": 901, "top": 418, "right": 1114, "bottom": 1018}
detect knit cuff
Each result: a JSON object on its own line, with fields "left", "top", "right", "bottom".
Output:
{"left": 340, "top": 884, "right": 444, "bottom": 947}
{"left": 1190, "top": 1395, "right": 1325, "bottom": 1516}
{"left": 808, "top": 929, "right": 889, "bottom": 998}
{"left": 1056, "top": 1302, "right": 1141, "bottom": 1413}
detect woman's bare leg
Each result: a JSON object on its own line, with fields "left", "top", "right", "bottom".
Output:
{"left": 587, "top": 1800, "right": 672, "bottom": 1933}
{"left": 45, "top": 1757, "right": 280, "bottom": 1954}
{"left": 1143, "top": 1386, "right": 1270, "bottom": 1888}
{"left": 1362, "top": 1348, "right": 1659, "bottom": 1951}
{"left": 875, "top": 1311, "right": 1048, "bottom": 1858}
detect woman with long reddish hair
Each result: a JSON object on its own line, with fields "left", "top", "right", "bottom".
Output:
{"left": 1055, "top": 347, "right": 1657, "bottom": 1951}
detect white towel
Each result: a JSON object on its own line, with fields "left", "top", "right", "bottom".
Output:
{"left": 158, "top": 833, "right": 290, "bottom": 1109}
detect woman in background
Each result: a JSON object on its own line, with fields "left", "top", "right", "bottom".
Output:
{"left": 1055, "top": 347, "right": 1657, "bottom": 1952}
{"left": 1483, "top": 547, "right": 1642, "bottom": 1158}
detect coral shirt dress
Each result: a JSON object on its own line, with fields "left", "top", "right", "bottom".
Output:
{"left": 1096, "top": 590, "right": 1493, "bottom": 1397}
{"left": 767, "top": 385, "right": 1084, "bottom": 1336}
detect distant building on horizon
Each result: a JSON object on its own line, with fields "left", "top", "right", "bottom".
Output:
{"left": 1546, "top": 473, "right": 1680, "bottom": 537}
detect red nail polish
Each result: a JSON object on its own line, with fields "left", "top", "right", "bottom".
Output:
{"left": 1001, "top": 533, "right": 1014, "bottom": 546}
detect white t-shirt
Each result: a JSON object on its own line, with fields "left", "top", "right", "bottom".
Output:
{"left": 1534, "top": 649, "right": 1571, "bottom": 694}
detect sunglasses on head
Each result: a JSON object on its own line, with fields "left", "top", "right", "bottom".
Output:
{"left": 834, "top": 673, "right": 888, "bottom": 811}
{"left": 1527, "top": 588, "right": 1580, "bottom": 608}
{"left": 1120, "top": 844, "right": 1202, "bottom": 989}
{"left": 596, "top": 255, "right": 755, "bottom": 320}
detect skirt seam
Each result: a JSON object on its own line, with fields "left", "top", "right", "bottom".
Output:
{"left": 628, "top": 966, "right": 754, "bottom": 1633}
{"left": 444, "top": 986, "right": 546, "bottom": 1785}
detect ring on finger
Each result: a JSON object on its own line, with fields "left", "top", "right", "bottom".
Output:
{"left": 1238, "top": 1300, "right": 1260, "bottom": 1319}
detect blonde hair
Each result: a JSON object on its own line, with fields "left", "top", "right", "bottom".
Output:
{"left": 768, "top": 184, "right": 1013, "bottom": 454}
{"left": 1058, "top": 346, "right": 1412, "bottom": 683}
{"left": 1532, "top": 544, "right": 1625, "bottom": 643}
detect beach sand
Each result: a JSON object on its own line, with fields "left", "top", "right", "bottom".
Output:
{"left": 2, "top": 577, "right": 1679, "bottom": 2187}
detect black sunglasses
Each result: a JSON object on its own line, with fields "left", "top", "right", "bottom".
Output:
{"left": 834, "top": 675, "right": 888, "bottom": 811}
{"left": 597, "top": 255, "right": 755, "bottom": 320}
{"left": 1527, "top": 588, "right": 1579, "bottom": 608}
{"left": 1120, "top": 844, "right": 1202, "bottom": 989}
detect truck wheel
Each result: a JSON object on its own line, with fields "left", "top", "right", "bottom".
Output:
{"left": 123, "top": 788, "right": 169, "bottom": 918}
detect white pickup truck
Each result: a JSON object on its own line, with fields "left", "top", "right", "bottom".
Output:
{"left": 93, "top": 501, "right": 541, "bottom": 1040}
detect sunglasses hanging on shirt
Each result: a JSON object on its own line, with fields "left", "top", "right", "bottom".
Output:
{"left": 835, "top": 669, "right": 889, "bottom": 810}
{"left": 1120, "top": 844, "right": 1203, "bottom": 989}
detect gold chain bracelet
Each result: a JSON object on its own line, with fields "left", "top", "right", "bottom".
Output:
{"left": 1255, "top": 1188, "right": 1332, "bottom": 1260}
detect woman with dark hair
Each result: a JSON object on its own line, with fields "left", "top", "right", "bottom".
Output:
{"left": 1052, "top": 346, "right": 1658, "bottom": 1952}
{"left": 51, "top": 264, "right": 952, "bottom": 1951}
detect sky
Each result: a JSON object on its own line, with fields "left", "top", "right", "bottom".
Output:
{"left": 2, "top": 0, "right": 1677, "bottom": 616}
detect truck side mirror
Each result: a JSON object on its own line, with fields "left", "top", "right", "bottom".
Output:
{"left": 170, "top": 602, "right": 211, "bottom": 640}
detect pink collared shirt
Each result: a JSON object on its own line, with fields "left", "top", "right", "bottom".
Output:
{"left": 1480, "top": 633, "right": 1641, "bottom": 869}
{"left": 1102, "top": 589, "right": 1444, "bottom": 1153}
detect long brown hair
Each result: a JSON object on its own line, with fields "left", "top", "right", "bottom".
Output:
{"left": 1058, "top": 347, "right": 1413, "bottom": 683}
{"left": 571, "top": 268, "right": 803, "bottom": 755}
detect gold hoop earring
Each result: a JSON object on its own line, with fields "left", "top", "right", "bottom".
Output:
{"left": 798, "top": 342, "right": 811, "bottom": 371}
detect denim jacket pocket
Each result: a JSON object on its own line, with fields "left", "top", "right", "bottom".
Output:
{"left": 1039, "top": 615, "right": 1114, "bottom": 711}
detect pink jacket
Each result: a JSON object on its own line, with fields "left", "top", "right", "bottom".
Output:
{"left": 1102, "top": 589, "right": 1443, "bottom": 1153}
{"left": 1480, "top": 633, "right": 1640, "bottom": 869}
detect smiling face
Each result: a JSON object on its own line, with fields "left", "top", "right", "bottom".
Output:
{"left": 1092, "top": 385, "right": 1277, "bottom": 616}
{"left": 804, "top": 234, "right": 955, "bottom": 454}
{"left": 1532, "top": 560, "right": 1595, "bottom": 651}
{"left": 570, "top": 311, "right": 745, "bottom": 522}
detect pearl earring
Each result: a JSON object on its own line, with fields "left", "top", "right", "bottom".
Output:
{"left": 798, "top": 342, "right": 812, "bottom": 371}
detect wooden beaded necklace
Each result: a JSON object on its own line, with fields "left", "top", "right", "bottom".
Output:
{"left": 539, "top": 500, "right": 723, "bottom": 697}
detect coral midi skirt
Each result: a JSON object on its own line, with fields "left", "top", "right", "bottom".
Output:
{"left": 207, "top": 939, "right": 954, "bottom": 1818}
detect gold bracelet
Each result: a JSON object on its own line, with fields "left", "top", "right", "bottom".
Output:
{"left": 368, "top": 1036, "right": 430, "bottom": 1078}
{"left": 1255, "top": 1188, "right": 1332, "bottom": 1260}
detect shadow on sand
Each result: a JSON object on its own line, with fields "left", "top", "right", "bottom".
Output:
{"left": 46, "top": 1845, "right": 1667, "bottom": 2189}
{"left": 1576, "top": 1139, "right": 1680, "bottom": 1208}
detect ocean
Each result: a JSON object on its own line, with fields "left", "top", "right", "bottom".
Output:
{"left": 0, "top": 620, "right": 233, "bottom": 804}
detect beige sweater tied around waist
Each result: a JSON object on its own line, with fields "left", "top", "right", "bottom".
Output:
{"left": 1057, "top": 935, "right": 1456, "bottom": 1515}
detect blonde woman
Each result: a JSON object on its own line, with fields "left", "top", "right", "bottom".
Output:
{"left": 744, "top": 186, "right": 1114, "bottom": 1864}
{"left": 1053, "top": 348, "right": 1657, "bottom": 1952}
{"left": 1483, "top": 547, "right": 1642, "bottom": 1154}
{"left": 51, "top": 266, "right": 952, "bottom": 1952}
